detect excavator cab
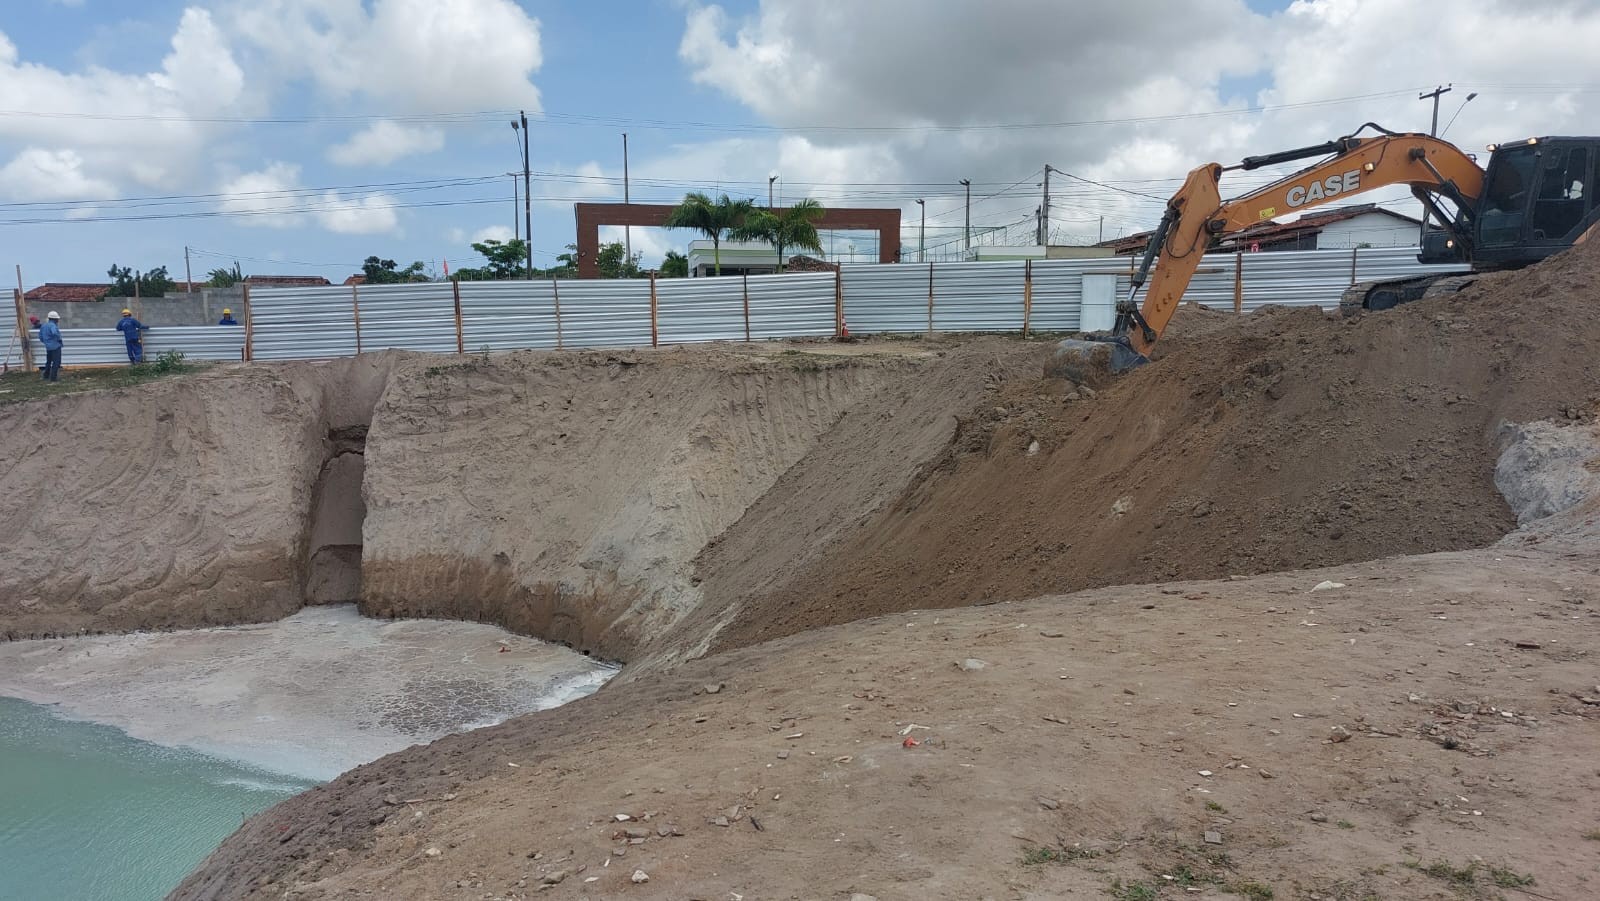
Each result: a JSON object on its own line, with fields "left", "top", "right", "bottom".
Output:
{"left": 1470, "top": 137, "right": 1600, "bottom": 269}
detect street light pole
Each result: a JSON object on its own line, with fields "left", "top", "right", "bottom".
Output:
{"left": 512, "top": 112, "right": 533, "bottom": 279}
{"left": 916, "top": 199, "right": 925, "bottom": 263}
{"left": 768, "top": 175, "right": 777, "bottom": 211}
{"left": 510, "top": 173, "right": 519, "bottom": 241}
{"left": 959, "top": 179, "right": 971, "bottom": 258}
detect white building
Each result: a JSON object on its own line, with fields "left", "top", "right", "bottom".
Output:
{"left": 685, "top": 240, "right": 782, "bottom": 277}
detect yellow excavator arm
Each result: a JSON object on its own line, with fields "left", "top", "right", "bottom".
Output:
{"left": 1053, "top": 126, "right": 1486, "bottom": 382}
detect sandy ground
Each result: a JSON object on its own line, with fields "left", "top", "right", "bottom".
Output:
{"left": 172, "top": 529, "right": 1600, "bottom": 900}
{"left": 0, "top": 606, "right": 614, "bottom": 781}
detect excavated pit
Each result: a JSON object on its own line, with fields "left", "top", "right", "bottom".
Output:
{"left": 304, "top": 426, "right": 368, "bottom": 605}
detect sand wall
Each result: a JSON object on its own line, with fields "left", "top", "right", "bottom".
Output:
{"left": 356, "top": 350, "right": 925, "bottom": 660}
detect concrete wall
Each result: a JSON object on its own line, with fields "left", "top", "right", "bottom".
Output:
{"left": 25, "top": 289, "right": 243, "bottom": 328}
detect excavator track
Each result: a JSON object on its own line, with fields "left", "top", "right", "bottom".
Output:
{"left": 1337, "top": 273, "right": 1480, "bottom": 318}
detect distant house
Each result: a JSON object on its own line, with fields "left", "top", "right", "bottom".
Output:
{"left": 1095, "top": 204, "right": 1423, "bottom": 255}
{"left": 244, "top": 275, "right": 332, "bottom": 288}
{"left": 23, "top": 283, "right": 109, "bottom": 303}
{"left": 342, "top": 275, "right": 367, "bottom": 286}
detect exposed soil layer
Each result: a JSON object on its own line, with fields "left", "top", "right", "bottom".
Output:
{"left": 357, "top": 341, "right": 1041, "bottom": 662}
{"left": 0, "top": 368, "right": 323, "bottom": 638}
{"left": 708, "top": 243, "right": 1600, "bottom": 651}
{"left": 0, "top": 355, "right": 401, "bottom": 639}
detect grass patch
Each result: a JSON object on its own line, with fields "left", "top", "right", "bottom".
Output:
{"left": 1488, "top": 866, "right": 1535, "bottom": 888}
{"left": 1584, "top": 829, "right": 1600, "bottom": 841}
{"left": 1206, "top": 801, "right": 1227, "bottom": 813}
{"left": 1022, "top": 845, "right": 1099, "bottom": 866}
{"left": 1407, "top": 859, "right": 1534, "bottom": 891}
{"left": 0, "top": 356, "right": 205, "bottom": 405}
{"left": 1225, "top": 882, "right": 1274, "bottom": 901}
{"left": 1337, "top": 820, "right": 1355, "bottom": 830}
{"left": 1109, "top": 880, "right": 1160, "bottom": 901}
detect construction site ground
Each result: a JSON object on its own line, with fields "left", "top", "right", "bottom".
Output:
{"left": 4, "top": 242, "right": 1598, "bottom": 900}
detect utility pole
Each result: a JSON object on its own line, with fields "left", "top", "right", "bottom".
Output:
{"left": 511, "top": 173, "right": 519, "bottom": 240}
{"left": 1098, "top": 216, "right": 1104, "bottom": 244}
{"left": 512, "top": 112, "right": 532, "bottom": 279}
{"left": 959, "top": 179, "right": 971, "bottom": 258}
{"left": 768, "top": 175, "right": 777, "bottom": 210}
{"left": 622, "top": 133, "right": 631, "bottom": 264}
{"left": 1418, "top": 85, "right": 1452, "bottom": 242}
{"left": 1421, "top": 84, "right": 1452, "bottom": 137}
{"left": 184, "top": 246, "right": 193, "bottom": 293}
{"left": 916, "top": 199, "right": 925, "bottom": 262}
{"left": 1041, "top": 165, "right": 1053, "bottom": 247}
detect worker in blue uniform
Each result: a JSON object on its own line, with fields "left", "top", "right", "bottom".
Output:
{"left": 39, "top": 310, "right": 63, "bottom": 381}
{"left": 115, "top": 308, "right": 149, "bottom": 364}
{"left": 218, "top": 308, "right": 239, "bottom": 325}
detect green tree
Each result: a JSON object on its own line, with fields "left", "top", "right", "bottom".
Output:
{"left": 731, "top": 199, "right": 826, "bottom": 272}
{"left": 662, "top": 192, "right": 754, "bottom": 276}
{"left": 206, "top": 263, "right": 243, "bottom": 288}
{"left": 660, "top": 250, "right": 689, "bottom": 278}
{"left": 106, "top": 264, "right": 176, "bottom": 297}
{"left": 596, "top": 241, "right": 643, "bottom": 279}
{"left": 362, "top": 256, "right": 428, "bottom": 284}
{"left": 453, "top": 238, "right": 530, "bottom": 281}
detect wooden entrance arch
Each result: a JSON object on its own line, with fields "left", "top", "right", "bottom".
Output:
{"left": 573, "top": 202, "right": 902, "bottom": 277}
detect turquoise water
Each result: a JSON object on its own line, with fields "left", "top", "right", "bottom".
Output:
{"left": 0, "top": 696, "right": 317, "bottom": 901}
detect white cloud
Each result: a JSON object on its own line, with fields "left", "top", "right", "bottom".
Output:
{"left": 0, "top": 9, "right": 246, "bottom": 194}
{"left": 677, "top": 0, "right": 1600, "bottom": 246}
{"left": 218, "top": 162, "right": 399, "bottom": 235}
{"left": 48, "top": 0, "right": 85, "bottom": 7}
{"left": 0, "top": 148, "right": 116, "bottom": 200}
{"left": 327, "top": 120, "right": 445, "bottom": 166}
{"left": 229, "top": 0, "right": 542, "bottom": 112}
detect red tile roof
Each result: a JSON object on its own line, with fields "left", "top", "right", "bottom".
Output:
{"left": 343, "top": 275, "right": 367, "bottom": 286}
{"left": 23, "top": 283, "right": 109, "bottom": 302}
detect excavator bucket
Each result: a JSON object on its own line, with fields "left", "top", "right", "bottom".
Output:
{"left": 1044, "top": 335, "right": 1149, "bottom": 388}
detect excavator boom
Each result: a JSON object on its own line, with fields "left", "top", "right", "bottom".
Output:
{"left": 1050, "top": 127, "right": 1485, "bottom": 384}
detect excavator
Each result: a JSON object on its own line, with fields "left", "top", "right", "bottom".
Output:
{"left": 1050, "top": 123, "right": 1600, "bottom": 384}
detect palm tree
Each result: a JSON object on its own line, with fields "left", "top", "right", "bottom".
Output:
{"left": 732, "top": 199, "right": 826, "bottom": 272}
{"left": 662, "top": 192, "right": 755, "bottom": 276}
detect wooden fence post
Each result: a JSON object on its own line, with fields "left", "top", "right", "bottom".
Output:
{"left": 834, "top": 265, "right": 844, "bottom": 337}
{"left": 742, "top": 272, "right": 751, "bottom": 343}
{"left": 1233, "top": 251, "right": 1244, "bottom": 314}
{"left": 926, "top": 261, "right": 935, "bottom": 338}
{"left": 649, "top": 271, "right": 659, "bottom": 348}
{"left": 1022, "top": 259, "right": 1033, "bottom": 337}
{"left": 1349, "top": 246, "right": 1360, "bottom": 285}
{"left": 551, "top": 275, "right": 564, "bottom": 350}
{"left": 11, "top": 286, "right": 30, "bottom": 370}
{"left": 452, "top": 279, "right": 465, "bottom": 353}
{"left": 242, "top": 284, "right": 254, "bottom": 361}
{"left": 350, "top": 283, "right": 363, "bottom": 355}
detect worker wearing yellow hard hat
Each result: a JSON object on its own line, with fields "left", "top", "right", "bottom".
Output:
{"left": 115, "top": 308, "right": 149, "bottom": 364}
{"left": 219, "top": 307, "right": 240, "bottom": 326}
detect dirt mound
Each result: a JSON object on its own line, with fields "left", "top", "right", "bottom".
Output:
{"left": 712, "top": 243, "right": 1600, "bottom": 650}
{"left": 358, "top": 341, "right": 1042, "bottom": 663}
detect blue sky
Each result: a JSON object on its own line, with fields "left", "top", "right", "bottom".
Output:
{"left": 3, "top": 0, "right": 1597, "bottom": 287}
